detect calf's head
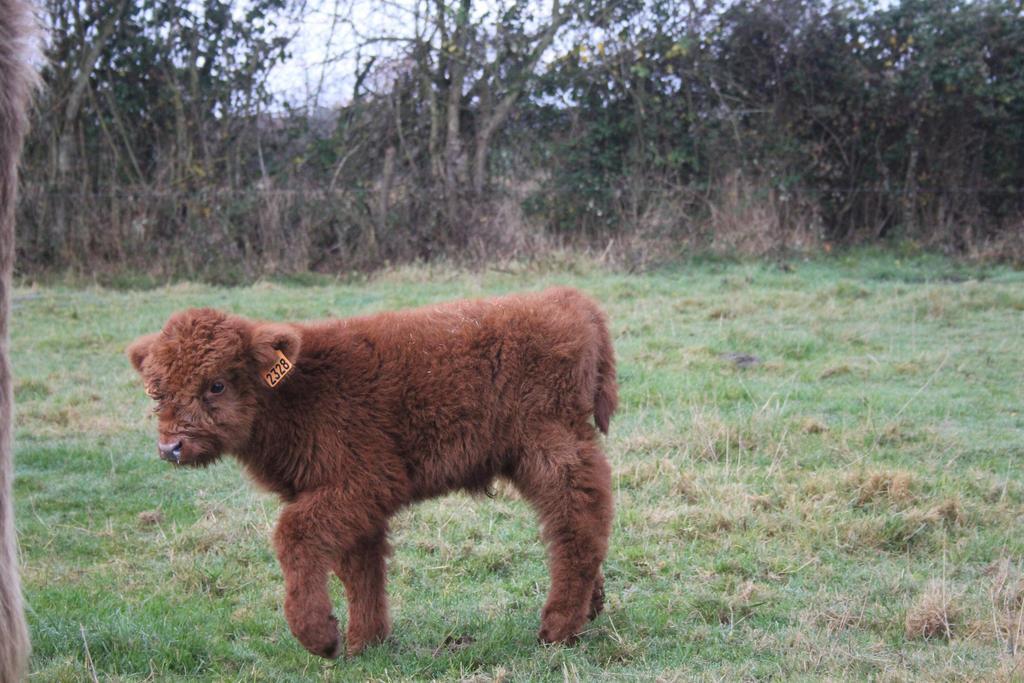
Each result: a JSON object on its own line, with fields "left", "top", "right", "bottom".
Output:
{"left": 126, "top": 308, "right": 300, "bottom": 466}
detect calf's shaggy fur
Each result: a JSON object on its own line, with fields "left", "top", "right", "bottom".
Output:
{"left": 127, "top": 288, "right": 617, "bottom": 658}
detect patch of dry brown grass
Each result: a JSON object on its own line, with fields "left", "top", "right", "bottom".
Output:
{"left": 136, "top": 510, "right": 163, "bottom": 526}
{"left": 746, "top": 493, "right": 776, "bottom": 511}
{"left": 905, "top": 579, "right": 962, "bottom": 640}
{"left": 850, "top": 469, "right": 916, "bottom": 506}
{"left": 614, "top": 458, "right": 702, "bottom": 503}
{"left": 686, "top": 407, "right": 763, "bottom": 462}
{"left": 988, "top": 559, "right": 1024, "bottom": 658}
{"left": 923, "top": 499, "right": 964, "bottom": 526}
{"left": 818, "top": 364, "right": 852, "bottom": 380}
{"left": 878, "top": 420, "right": 920, "bottom": 446}
{"left": 833, "top": 498, "right": 963, "bottom": 553}
{"left": 814, "top": 596, "right": 869, "bottom": 635}
{"left": 798, "top": 416, "right": 829, "bottom": 434}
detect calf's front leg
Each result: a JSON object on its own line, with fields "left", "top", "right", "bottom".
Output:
{"left": 333, "top": 530, "right": 392, "bottom": 655}
{"left": 273, "top": 488, "right": 390, "bottom": 658}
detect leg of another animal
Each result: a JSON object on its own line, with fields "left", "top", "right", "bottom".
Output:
{"left": 514, "top": 423, "right": 614, "bottom": 644}
{"left": 0, "top": 1, "right": 40, "bottom": 679}
{"left": 273, "top": 489, "right": 385, "bottom": 659}
{"left": 333, "top": 530, "right": 392, "bottom": 655}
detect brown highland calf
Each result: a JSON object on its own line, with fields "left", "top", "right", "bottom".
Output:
{"left": 127, "top": 287, "right": 617, "bottom": 658}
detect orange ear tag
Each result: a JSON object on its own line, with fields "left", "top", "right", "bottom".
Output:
{"left": 263, "top": 349, "right": 294, "bottom": 388}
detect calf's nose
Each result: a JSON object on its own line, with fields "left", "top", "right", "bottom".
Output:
{"left": 158, "top": 440, "right": 182, "bottom": 463}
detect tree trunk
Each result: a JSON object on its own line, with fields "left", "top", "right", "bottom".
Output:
{"left": 470, "top": 0, "right": 563, "bottom": 197}
{"left": 53, "top": 0, "right": 124, "bottom": 253}
{"left": 370, "top": 146, "right": 396, "bottom": 261}
{"left": 442, "top": 0, "right": 472, "bottom": 231}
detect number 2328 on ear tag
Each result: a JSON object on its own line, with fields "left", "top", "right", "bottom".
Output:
{"left": 264, "top": 350, "right": 294, "bottom": 388}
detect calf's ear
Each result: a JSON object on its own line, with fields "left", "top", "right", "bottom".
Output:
{"left": 251, "top": 323, "right": 302, "bottom": 370}
{"left": 126, "top": 333, "right": 160, "bottom": 374}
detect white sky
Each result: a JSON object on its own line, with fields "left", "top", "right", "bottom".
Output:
{"left": 267, "top": 0, "right": 368, "bottom": 107}
{"left": 265, "top": 0, "right": 571, "bottom": 108}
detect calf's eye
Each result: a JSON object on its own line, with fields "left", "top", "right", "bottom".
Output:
{"left": 209, "top": 381, "right": 225, "bottom": 395}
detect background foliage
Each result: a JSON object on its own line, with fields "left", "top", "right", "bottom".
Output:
{"left": 18, "top": 0, "right": 1024, "bottom": 280}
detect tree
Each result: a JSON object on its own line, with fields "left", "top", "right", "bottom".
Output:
{"left": 334, "top": 0, "right": 568, "bottom": 238}
{"left": 29, "top": 0, "right": 294, "bottom": 258}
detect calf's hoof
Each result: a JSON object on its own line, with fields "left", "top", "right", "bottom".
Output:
{"left": 346, "top": 619, "right": 391, "bottom": 656}
{"left": 538, "top": 609, "right": 582, "bottom": 645}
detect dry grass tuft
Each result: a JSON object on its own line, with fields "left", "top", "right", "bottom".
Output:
{"left": 852, "top": 470, "right": 915, "bottom": 506}
{"left": 463, "top": 666, "right": 509, "bottom": 683}
{"left": 924, "top": 499, "right": 963, "bottom": 526}
{"left": 839, "top": 499, "right": 963, "bottom": 552}
{"left": 819, "top": 365, "right": 852, "bottom": 380}
{"left": 707, "top": 307, "right": 735, "bottom": 320}
{"left": 799, "top": 417, "right": 829, "bottom": 434}
{"left": 892, "top": 361, "right": 923, "bottom": 376}
{"left": 879, "top": 420, "right": 918, "bottom": 445}
{"left": 987, "top": 559, "right": 1024, "bottom": 656}
{"left": 816, "top": 597, "right": 868, "bottom": 635}
{"left": 993, "top": 657, "right": 1024, "bottom": 682}
{"left": 616, "top": 458, "right": 700, "bottom": 502}
{"left": 672, "top": 470, "right": 701, "bottom": 503}
{"left": 136, "top": 510, "right": 163, "bottom": 526}
{"left": 686, "top": 407, "right": 761, "bottom": 462}
{"left": 905, "top": 580, "right": 961, "bottom": 640}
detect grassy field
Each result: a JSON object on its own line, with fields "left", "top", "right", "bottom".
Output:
{"left": 12, "top": 254, "right": 1024, "bottom": 681}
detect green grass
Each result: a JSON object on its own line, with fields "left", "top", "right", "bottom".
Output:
{"left": 13, "top": 253, "right": 1024, "bottom": 681}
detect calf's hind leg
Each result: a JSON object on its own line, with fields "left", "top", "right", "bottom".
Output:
{"left": 589, "top": 569, "right": 605, "bottom": 621}
{"left": 513, "top": 423, "right": 613, "bottom": 643}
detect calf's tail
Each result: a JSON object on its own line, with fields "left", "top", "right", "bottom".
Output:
{"left": 592, "top": 311, "right": 618, "bottom": 435}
